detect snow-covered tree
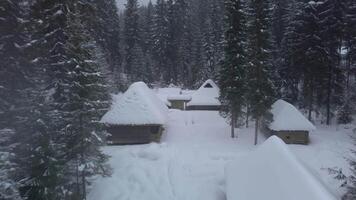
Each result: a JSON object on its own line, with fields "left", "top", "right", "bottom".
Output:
{"left": 246, "top": 0, "right": 276, "bottom": 145}
{"left": 124, "top": 0, "right": 141, "bottom": 80}
{"left": 0, "top": 129, "right": 21, "bottom": 200}
{"left": 219, "top": 0, "right": 247, "bottom": 138}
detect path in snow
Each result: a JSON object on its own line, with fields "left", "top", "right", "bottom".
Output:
{"left": 88, "top": 110, "right": 353, "bottom": 200}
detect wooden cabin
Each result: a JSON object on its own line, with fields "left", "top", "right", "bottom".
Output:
{"left": 167, "top": 95, "right": 191, "bottom": 110}
{"left": 101, "top": 82, "right": 168, "bottom": 145}
{"left": 186, "top": 79, "right": 221, "bottom": 111}
{"left": 106, "top": 124, "right": 164, "bottom": 144}
{"left": 269, "top": 100, "right": 316, "bottom": 144}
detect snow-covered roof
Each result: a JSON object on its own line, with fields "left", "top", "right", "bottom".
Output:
{"left": 225, "top": 136, "right": 337, "bottom": 200}
{"left": 154, "top": 87, "right": 182, "bottom": 107}
{"left": 101, "top": 82, "right": 168, "bottom": 125}
{"left": 167, "top": 95, "right": 191, "bottom": 101}
{"left": 269, "top": 99, "right": 316, "bottom": 131}
{"left": 187, "top": 79, "right": 221, "bottom": 106}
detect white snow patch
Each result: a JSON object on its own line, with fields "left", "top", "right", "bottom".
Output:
{"left": 225, "top": 136, "right": 337, "bottom": 200}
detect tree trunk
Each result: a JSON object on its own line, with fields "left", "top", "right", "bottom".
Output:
{"left": 308, "top": 84, "right": 313, "bottom": 121}
{"left": 231, "top": 111, "right": 235, "bottom": 138}
{"left": 254, "top": 118, "right": 259, "bottom": 145}
{"left": 326, "top": 65, "right": 332, "bottom": 125}
{"left": 246, "top": 106, "right": 249, "bottom": 128}
{"left": 82, "top": 170, "right": 87, "bottom": 200}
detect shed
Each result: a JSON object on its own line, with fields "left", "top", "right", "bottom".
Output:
{"left": 225, "top": 136, "right": 337, "bottom": 200}
{"left": 101, "top": 82, "right": 168, "bottom": 145}
{"left": 269, "top": 100, "right": 316, "bottom": 144}
{"left": 167, "top": 95, "right": 191, "bottom": 110}
{"left": 186, "top": 79, "right": 221, "bottom": 110}
{"left": 154, "top": 87, "right": 182, "bottom": 108}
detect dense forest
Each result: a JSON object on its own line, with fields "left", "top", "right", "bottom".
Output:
{"left": 0, "top": 0, "right": 355, "bottom": 199}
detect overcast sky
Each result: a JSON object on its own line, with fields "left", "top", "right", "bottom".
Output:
{"left": 116, "top": 0, "right": 156, "bottom": 11}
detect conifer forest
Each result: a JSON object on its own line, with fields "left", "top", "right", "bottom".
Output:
{"left": 1, "top": 0, "right": 356, "bottom": 200}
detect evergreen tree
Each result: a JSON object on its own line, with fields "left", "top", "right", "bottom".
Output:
{"left": 152, "top": 0, "right": 169, "bottom": 83}
{"left": 0, "top": 129, "right": 21, "bottom": 200}
{"left": 279, "top": 0, "right": 305, "bottom": 104}
{"left": 123, "top": 0, "right": 141, "bottom": 80}
{"left": 0, "top": 0, "right": 29, "bottom": 129}
{"left": 246, "top": 0, "right": 275, "bottom": 145}
{"left": 319, "top": 0, "right": 344, "bottom": 125}
{"left": 89, "top": 0, "right": 122, "bottom": 90}
{"left": 219, "top": 0, "right": 247, "bottom": 138}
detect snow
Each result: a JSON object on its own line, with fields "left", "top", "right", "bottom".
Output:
{"left": 167, "top": 95, "right": 191, "bottom": 101}
{"left": 187, "top": 79, "right": 221, "bottom": 106}
{"left": 225, "top": 136, "right": 337, "bottom": 200}
{"left": 89, "top": 110, "right": 354, "bottom": 200}
{"left": 270, "top": 99, "right": 316, "bottom": 131}
{"left": 154, "top": 87, "right": 183, "bottom": 106}
{"left": 100, "top": 82, "right": 168, "bottom": 125}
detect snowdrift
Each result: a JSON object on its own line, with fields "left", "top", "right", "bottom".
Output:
{"left": 270, "top": 99, "right": 316, "bottom": 131}
{"left": 101, "top": 82, "right": 168, "bottom": 125}
{"left": 225, "top": 136, "right": 337, "bottom": 200}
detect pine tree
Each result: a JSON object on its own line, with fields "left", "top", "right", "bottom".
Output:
{"left": 60, "top": 6, "right": 111, "bottom": 197}
{"left": 152, "top": 0, "right": 169, "bottom": 84}
{"left": 0, "top": 129, "right": 21, "bottom": 200}
{"left": 279, "top": 0, "right": 305, "bottom": 104}
{"left": 11, "top": 1, "right": 111, "bottom": 199}
{"left": 123, "top": 0, "right": 141, "bottom": 80}
{"left": 89, "top": 0, "right": 122, "bottom": 90}
{"left": 219, "top": 0, "right": 247, "bottom": 138}
{"left": 246, "top": 0, "right": 275, "bottom": 145}
{"left": 0, "top": 0, "right": 29, "bottom": 129}
{"left": 319, "top": 0, "right": 344, "bottom": 125}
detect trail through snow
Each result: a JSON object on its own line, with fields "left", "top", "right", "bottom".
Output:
{"left": 88, "top": 110, "right": 354, "bottom": 200}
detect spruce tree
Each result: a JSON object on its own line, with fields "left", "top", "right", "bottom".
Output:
{"left": 246, "top": 0, "right": 275, "bottom": 145}
{"left": 0, "top": 0, "right": 29, "bottom": 129}
{"left": 123, "top": 0, "right": 141, "bottom": 80}
{"left": 0, "top": 129, "right": 21, "bottom": 200}
{"left": 152, "top": 0, "right": 169, "bottom": 83}
{"left": 219, "top": 0, "right": 247, "bottom": 138}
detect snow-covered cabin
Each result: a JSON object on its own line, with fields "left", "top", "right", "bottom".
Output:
{"left": 186, "top": 79, "right": 221, "bottom": 110}
{"left": 269, "top": 100, "right": 316, "bottom": 144}
{"left": 225, "top": 136, "right": 337, "bottom": 200}
{"left": 101, "top": 82, "right": 168, "bottom": 144}
{"left": 167, "top": 95, "right": 192, "bottom": 110}
{"left": 155, "top": 87, "right": 182, "bottom": 107}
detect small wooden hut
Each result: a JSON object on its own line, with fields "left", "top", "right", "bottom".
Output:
{"left": 101, "top": 82, "right": 168, "bottom": 145}
{"left": 269, "top": 100, "right": 316, "bottom": 144}
{"left": 167, "top": 95, "right": 191, "bottom": 110}
{"left": 186, "top": 79, "right": 221, "bottom": 111}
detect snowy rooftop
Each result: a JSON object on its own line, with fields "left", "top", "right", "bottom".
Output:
{"left": 225, "top": 136, "right": 337, "bottom": 200}
{"left": 269, "top": 99, "right": 316, "bottom": 131}
{"left": 187, "top": 79, "right": 221, "bottom": 106}
{"left": 167, "top": 95, "right": 191, "bottom": 101}
{"left": 101, "top": 82, "right": 168, "bottom": 125}
{"left": 154, "top": 87, "right": 182, "bottom": 106}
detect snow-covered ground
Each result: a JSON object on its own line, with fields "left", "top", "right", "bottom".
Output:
{"left": 88, "top": 110, "right": 355, "bottom": 200}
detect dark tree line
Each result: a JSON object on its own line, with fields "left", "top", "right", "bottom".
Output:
{"left": 121, "top": 0, "right": 225, "bottom": 87}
